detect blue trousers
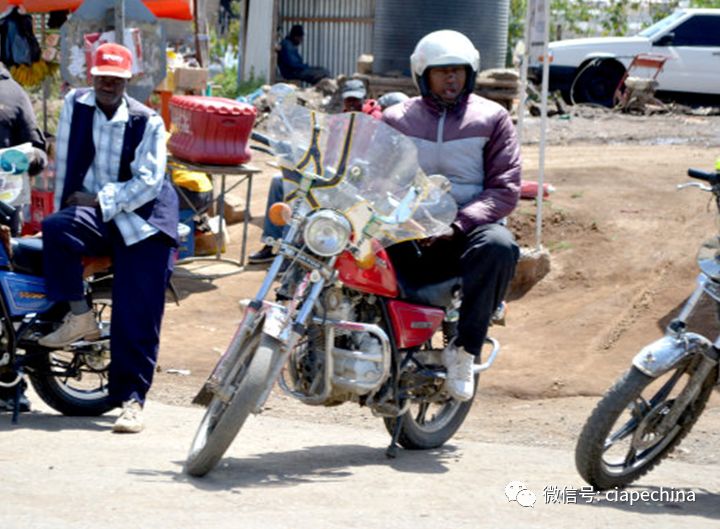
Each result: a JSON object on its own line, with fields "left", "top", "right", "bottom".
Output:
{"left": 42, "top": 206, "right": 174, "bottom": 405}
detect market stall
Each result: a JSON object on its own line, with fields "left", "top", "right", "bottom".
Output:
{"left": 0, "top": 0, "right": 193, "bottom": 20}
{"left": 1, "top": 0, "right": 258, "bottom": 267}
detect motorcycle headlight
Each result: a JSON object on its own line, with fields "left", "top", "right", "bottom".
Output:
{"left": 303, "top": 210, "right": 352, "bottom": 257}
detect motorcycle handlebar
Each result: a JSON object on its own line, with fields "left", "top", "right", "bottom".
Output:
{"left": 688, "top": 168, "right": 718, "bottom": 184}
{"left": 251, "top": 131, "right": 271, "bottom": 146}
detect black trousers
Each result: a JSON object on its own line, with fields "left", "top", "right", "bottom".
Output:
{"left": 387, "top": 223, "right": 519, "bottom": 356}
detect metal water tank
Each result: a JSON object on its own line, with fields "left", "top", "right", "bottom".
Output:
{"left": 373, "top": 0, "right": 509, "bottom": 76}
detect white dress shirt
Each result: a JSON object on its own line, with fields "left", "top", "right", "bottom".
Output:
{"left": 54, "top": 89, "right": 167, "bottom": 246}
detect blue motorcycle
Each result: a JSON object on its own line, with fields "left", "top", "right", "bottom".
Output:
{"left": 0, "top": 148, "right": 113, "bottom": 422}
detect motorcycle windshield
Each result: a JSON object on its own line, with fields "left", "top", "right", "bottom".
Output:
{"left": 263, "top": 95, "right": 457, "bottom": 248}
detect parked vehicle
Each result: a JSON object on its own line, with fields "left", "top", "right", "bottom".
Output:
{"left": 185, "top": 89, "right": 502, "bottom": 477}
{"left": 0, "top": 147, "right": 113, "bottom": 422}
{"left": 531, "top": 8, "right": 720, "bottom": 106}
{"left": 575, "top": 163, "right": 720, "bottom": 489}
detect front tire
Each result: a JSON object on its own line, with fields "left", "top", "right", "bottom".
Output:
{"left": 575, "top": 360, "right": 715, "bottom": 490}
{"left": 185, "top": 334, "right": 277, "bottom": 477}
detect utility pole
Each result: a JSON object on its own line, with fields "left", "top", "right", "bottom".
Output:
{"left": 114, "top": 0, "right": 125, "bottom": 45}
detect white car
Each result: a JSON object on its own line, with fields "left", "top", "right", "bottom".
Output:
{"left": 531, "top": 8, "right": 720, "bottom": 106}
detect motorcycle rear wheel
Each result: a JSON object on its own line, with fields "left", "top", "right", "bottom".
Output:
{"left": 27, "top": 348, "right": 113, "bottom": 416}
{"left": 575, "top": 360, "right": 715, "bottom": 490}
{"left": 185, "top": 333, "right": 277, "bottom": 477}
{"left": 384, "top": 397, "right": 474, "bottom": 450}
{"left": 27, "top": 295, "right": 114, "bottom": 416}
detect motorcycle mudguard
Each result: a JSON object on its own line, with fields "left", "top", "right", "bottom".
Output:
{"left": 263, "top": 304, "right": 288, "bottom": 341}
{"left": 633, "top": 332, "right": 713, "bottom": 377}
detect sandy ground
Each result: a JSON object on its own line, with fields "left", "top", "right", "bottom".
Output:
{"left": 3, "top": 396, "right": 719, "bottom": 529}
{"left": 145, "top": 111, "right": 720, "bottom": 459}
{"left": 4, "top": 109, "right": 720, "bottom": 526}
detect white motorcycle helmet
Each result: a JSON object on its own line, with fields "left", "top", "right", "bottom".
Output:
{"left": 410, "top": 30, "right": 480, "bottom": 98}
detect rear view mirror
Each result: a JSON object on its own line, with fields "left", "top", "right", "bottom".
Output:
{"left": 654, "top": 33, "right": 675, "bottom": 47}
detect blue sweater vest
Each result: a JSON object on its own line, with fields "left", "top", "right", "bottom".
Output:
{"left": 62, "top": 89, "right": 178, "bottom": 244}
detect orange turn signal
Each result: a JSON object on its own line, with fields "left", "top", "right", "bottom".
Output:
{"left": 268, "top": 202, "right": 292, "bottom": 226}
{"left": 356, "top": 251, "right": 376, "bottom": 270}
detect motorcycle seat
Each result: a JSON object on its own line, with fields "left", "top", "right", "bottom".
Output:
{"left": 397, "top": 276, "right": 506, "bottom": 326}
{"left": 10, "top": 238, "right": 112, "bottom": 278}
{"left": 397, "top": 275, "right": 462, "bottom": 309}
{"left": 11, "top": 237, "right": 43, "bottom": 276}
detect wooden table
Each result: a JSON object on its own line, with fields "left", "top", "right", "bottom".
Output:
{"left": 168, "top": 156, "right": 261, "bottom": 275}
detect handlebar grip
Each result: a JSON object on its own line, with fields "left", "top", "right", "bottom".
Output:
{"left": 688, "top": 168, "right": 717, "bottom": 183}
{"left": 251, "top": 131, "right": 271, "bottom": 146}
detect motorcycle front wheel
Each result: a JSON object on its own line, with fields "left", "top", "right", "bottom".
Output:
{"left": 575, "top": 360, "right": 715, "bottom": 490}
{"left": 185, "top": 333, "right": 277, "bottom": 477}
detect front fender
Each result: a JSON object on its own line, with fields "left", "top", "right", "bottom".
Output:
{"left": 633, "top": 333, "right": 713, "bottom": 377}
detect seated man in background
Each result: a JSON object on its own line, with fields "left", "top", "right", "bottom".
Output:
{"left": 277, "top": 24, "right": 330, "bottom": 85}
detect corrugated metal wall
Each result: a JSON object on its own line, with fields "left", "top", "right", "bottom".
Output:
{"left": 278, "top": 0, "right": 375, "bottom": 77}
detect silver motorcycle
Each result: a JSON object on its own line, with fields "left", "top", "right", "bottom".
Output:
{"left": 576, "top": 165, "right": 720, "bottom": 489}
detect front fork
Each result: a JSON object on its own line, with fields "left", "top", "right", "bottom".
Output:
{"left": 632, "top": 274, "right": 720, "bottom": 435}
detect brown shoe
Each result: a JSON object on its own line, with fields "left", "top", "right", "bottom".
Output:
{"left": 38, "top": 311, "right": 100, "bottom": 348}
{"left": 112, "top": 400, "right": 144, "bottom": 434}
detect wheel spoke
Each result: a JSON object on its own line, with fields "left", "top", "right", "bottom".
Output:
{"left": 623, "top": 446, "right": 638, "bottom": 468}
{"left": 603, "top": 419, "right": 638, "bottom": 451}
{"left": 650, "top": 369, "right": 685, "bottom": 407}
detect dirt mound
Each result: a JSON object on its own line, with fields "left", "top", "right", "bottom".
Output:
{"left": 508, "top": 200, "right": 602, "bottom": 249}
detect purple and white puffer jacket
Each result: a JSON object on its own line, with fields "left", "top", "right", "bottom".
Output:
{"left": 383, "top": 93, "right": 521, "bottom": 234}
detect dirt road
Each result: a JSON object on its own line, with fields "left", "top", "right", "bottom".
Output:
{"left": 2, "top": 396, "right": 719, "bottom": 529}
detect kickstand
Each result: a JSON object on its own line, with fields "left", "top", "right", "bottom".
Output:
{"left": 168, "top": 278, "right": 181, "bottom": 306}
{"left": 386, "top": 413, "right": 405, "bottom": 459}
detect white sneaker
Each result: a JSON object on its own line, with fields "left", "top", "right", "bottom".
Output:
{"left": 112, "top": 400, "right": 144, "bottom": 434}
{"left": 442, "top": 342, "right": 475, "bottom": 402}
{"left": 38, "top": 311, "right": 100, "bottom": 348}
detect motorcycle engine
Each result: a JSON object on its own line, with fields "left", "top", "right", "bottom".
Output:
{"left": 332, "top": 332, "right": 383, "bottom": 395}
{"left": 324, "top": 288, "right": 385, "bottom": 397}
{"left": 287, "top": 288, "right": 386, "bottom": 403}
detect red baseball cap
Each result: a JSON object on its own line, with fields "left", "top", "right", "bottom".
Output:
{"left": 91, "top": 43, "right": 133, "bottom": 79}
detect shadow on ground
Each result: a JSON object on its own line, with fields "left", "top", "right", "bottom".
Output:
{"left": 128, "top": 443, "right": 461, "bottom": 491}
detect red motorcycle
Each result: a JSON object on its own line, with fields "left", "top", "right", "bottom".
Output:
{"left": 185, "top": 91, "right": 501, "bottom": 476}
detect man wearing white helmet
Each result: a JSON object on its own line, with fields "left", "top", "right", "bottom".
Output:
{"left": 384, "top": 30, "right": 521, "bottom": 402}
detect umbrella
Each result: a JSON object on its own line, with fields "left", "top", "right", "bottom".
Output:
{"left": 0, "top": 0, "right": 193, "bottom": 20}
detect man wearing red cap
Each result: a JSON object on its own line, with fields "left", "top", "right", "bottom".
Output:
{"left": 38, "top": 43, "right": 179, "bottom": 433}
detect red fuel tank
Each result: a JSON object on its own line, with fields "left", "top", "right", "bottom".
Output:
{"left": 168, "top": 96, "right": 257, "bottom": 165}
